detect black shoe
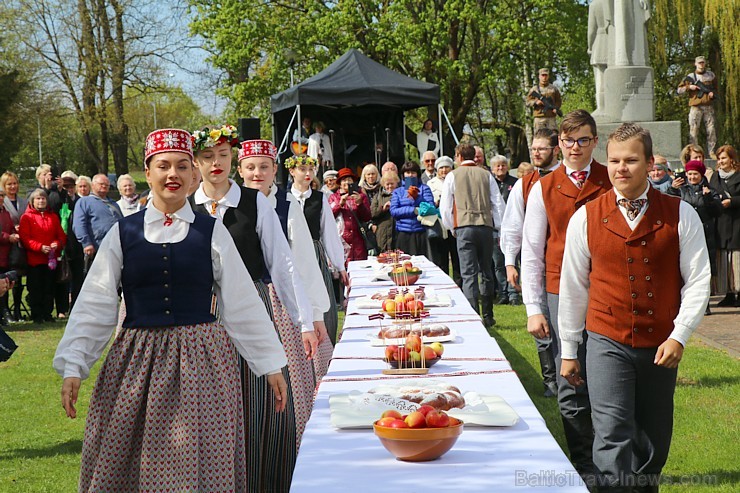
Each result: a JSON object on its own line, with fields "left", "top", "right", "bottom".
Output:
{"left": 43, "top": 315, "right": 54, "bottom": 322}
{"left": 496, "top": 296, "right": 509, "bottom": 305}
{"left": 704, "top": 305, "right": 711, "bottom": 316}
{"left": 509, "top": 296, "right": 521, "bottom": 306}
{"left": 482, "top": 316, "right": 496, "bottom": 328}
{"left": 2, "top": 309, "right": 15, "bottom": 324}
{"left": 0, "top": 317, "right": 7, "bottom": 327}
{"left": 544, "top": 381, "right": 558, "bottom": 398}
{"left": 717, "top": 293, "right": 736, "bottom": 307}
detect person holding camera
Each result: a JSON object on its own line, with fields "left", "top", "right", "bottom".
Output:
{"left": 668, "top": 160, "right": 722, "bottom": 315}
{"left": 329, "top": 167, "right": 371, "bottom": 263}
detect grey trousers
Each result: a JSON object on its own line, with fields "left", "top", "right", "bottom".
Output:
{"left": 587, "top": 331, "right": 677, "bottom": 489}
{"left": 548, "top": 292, "right": 595, "bottom": 475}
{"left": 455, "top": 225, "right": 495, "bottom": 310}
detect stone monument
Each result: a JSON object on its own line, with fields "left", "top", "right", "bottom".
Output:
{"left": 588, "top": 0, "right": 682, "bottom": 162}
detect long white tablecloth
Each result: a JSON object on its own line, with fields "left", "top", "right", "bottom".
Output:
{"left": 290, "top": 256, "right": 588, "bottom": 492}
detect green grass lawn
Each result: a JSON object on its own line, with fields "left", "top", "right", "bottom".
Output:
{"left": 0, "top": 307, "right": 738, "bottom": 491}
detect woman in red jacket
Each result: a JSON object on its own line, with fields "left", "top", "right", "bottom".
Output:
{"left": 19, "top": 189, "right": 66, "bottom": 324}
{"left": 329, "top": 167, "right": 371, "bottom": 263}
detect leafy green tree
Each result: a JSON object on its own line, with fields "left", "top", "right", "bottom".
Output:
{"left": 189, "top": 0, "right": 590, "bottom": 164}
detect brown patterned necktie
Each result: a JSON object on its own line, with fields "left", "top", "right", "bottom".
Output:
{"left": 571, "top": 170, "right": 587, "bottom": 189}
{"left": 210, "top": 201, "right": 218, "bottom": 215}
{"left": 618, "top": 198, "right": 647, "bottom": 221}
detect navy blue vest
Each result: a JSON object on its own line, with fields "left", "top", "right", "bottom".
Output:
{"left": 274, "top": 187, "right": 290, "bottom": 239}
{"left": 120, "top": 210, "right": 217, "bottom": 328}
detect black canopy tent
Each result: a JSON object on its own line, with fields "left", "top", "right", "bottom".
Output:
{"left": 270, "top": 49, "right": 451, "bottom": 181}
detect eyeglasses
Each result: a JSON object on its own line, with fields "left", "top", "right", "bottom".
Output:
{"left": 530, "top": 146, "right": 553, "bottom": 153}
{"left": 560, "top": 137, "right": 595, "bottom": 148}
{"left": 424, "top": 159, "right": 435, "bottom": 162}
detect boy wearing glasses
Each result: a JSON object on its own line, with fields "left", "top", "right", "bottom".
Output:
{"left": 521, "top": 109, "right": 612, "bottom": 478}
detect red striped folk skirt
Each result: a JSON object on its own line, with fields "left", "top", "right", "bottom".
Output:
{"left": 79, "top": 322, "right": 245, "bottom": 492}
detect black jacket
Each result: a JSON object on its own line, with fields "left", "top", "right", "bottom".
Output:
{"left": 667, "top": 178, "right": 722, "bottom": 250}
{"left": 709, "top": 171, "right": 740, "bottom": 250}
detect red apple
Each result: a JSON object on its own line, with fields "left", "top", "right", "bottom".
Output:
{"left": 405, "top": 411, "right": 426, "bottom": 428}
{"left": 403, "top": 261, "right": 413, "bottom": 270}
{"left": 376, "top": 417, "right": 397, "bottom": 427}
{"left": 417, "top": 405, "right": 436, "bottom": 417}
{"left": 382, "top": 299, "right": 395, "bottom": 311}
{"left": 448, "top": 417, "right": 461, "bottom": 426}
{"left": 421, "top": 345, "right": 437, "bottom": 360}
{"left": 388, "top": 419, "right": 408, "bottom": 428}
{"left": 425, "top": 410, "right": 451, "bottom": 428}
{"left": 384, "top": 345, "right": 398, "bottom": 361}
{"left": 405, "top": 334, "right": 422, "bottom": 353}
{"left": 381, "top": 409, "right": 403, "bottom": 420}
{"left": 404, "top": 293, "right": 415, "bottom": 302}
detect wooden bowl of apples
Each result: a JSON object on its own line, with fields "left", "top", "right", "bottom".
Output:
{"left": 373, "top": 408, "right": 463, "bottom": 462}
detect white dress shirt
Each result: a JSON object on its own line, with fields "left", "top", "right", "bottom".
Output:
{"left": 439, "top": 161, "right": 506, "bottom": 233}
{"left": 500, "top": 164, "right": 562, "bottom": 266}
{"left": 53, "top": 201, "right": 288, "bottom": 380}
{"left": 558, "top": 183, "right": 711, "bottom": 359}
{"left": 267, "top": 184, "right": 330, "bottom": 322}
{"left": 290, "top": 186, "right": 346, "bottom": 271}
{"left": 521, "top": 162, "right": 593, "bottom": 317}
{"left": 194, "top": 180, "right": 313, "bottom": 332}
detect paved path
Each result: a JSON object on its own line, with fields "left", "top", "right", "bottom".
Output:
{"left": 693, "top": 295, "right": 740, "bottom": 358}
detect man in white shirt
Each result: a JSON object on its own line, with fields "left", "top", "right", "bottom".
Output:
{"left": 440, "top": 143, "right": 505, "bottom": 327}
{"left": 521, "top": 109, "right": 612, "bottom": 476}
{"left": 307, "top": 121, "right": 333, "bottom": 169}
{"left": 558, "top": 123, "right": 710, "bottom": 490}
{"left": 499, "top": 128, "right": 561, "bottom": 398}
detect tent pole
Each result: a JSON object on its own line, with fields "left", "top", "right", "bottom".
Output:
{"left": 277, "top": 107, "right": 299, "bottom": 155}
{"left": 402, "top": 111, "right": 406, "bottom": 162}
{"left": 438, "top": 104, "right": 444, "bottom": 156}
{"left": 440, "top": 106, "right": 460, "bottom": 145}
{"left": 296, "top": 104, "right": 302, "bottom": 153}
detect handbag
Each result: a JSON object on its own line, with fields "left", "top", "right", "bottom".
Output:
{"left": 348, "top": 209, "right": 378, "bottom": 256}
{"left": 0, "top": 327, "right": 18, "bottom": 362}
{"left": 56, "top": 255, "right": 72, "bottom": 283}
{"left": 8, "top": 243, "right": 27, "bottom": 271}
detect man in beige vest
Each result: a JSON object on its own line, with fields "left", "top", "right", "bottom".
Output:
{"left": 440, "top": 143, "right": 506, "bottom": 327}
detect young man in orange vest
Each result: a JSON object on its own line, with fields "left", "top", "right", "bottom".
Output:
{"left": 559, "top": 123, "right": 710, "bottom": 491}
{"left": 521, "top": 109, "right": 612, "bottom": 476}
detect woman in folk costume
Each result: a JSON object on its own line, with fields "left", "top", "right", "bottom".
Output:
{"left": 238, "top": 144, "right": 333, "bottom": 377}
{"left": 53, "top": 128, "right": 288, "bottom": 492}
{"left": 189, "top": 130, "right": 324, "bottom": 492}
{"left": 287, "top": 155, "right": 348, "bottom": 345}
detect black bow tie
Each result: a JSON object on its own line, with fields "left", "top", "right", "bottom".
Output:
{"left": 538, "top": 168, "right": 553, "bottom": 177}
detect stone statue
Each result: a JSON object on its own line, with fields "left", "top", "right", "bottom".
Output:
{"left": 613, "top": 0, "right": 651, "bottom": 67}
{"left": 588, "top": 0, "right": 653, "bottom": 123}
{"left": 588, "top": 0, "right": 612, "bottom": 118}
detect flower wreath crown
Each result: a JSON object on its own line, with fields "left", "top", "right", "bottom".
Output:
{"left": 191, "top": 124, "right": 240, "bottom": 151}
{"left": 284, "top": 155, "right": 318, "bottom": 169}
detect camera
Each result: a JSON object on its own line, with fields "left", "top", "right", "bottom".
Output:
{"left": 675, "top": 171, "right": 687, "bottom": 181}
{"left": 0, "top": 271, "right": 18, "bottom": 283}
{"left": 347, "top": 183, "right": 360, "bottom": 195}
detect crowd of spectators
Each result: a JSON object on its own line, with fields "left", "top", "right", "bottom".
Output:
{"left": 2, "top": 138, "right": 738, "bottom": 325}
